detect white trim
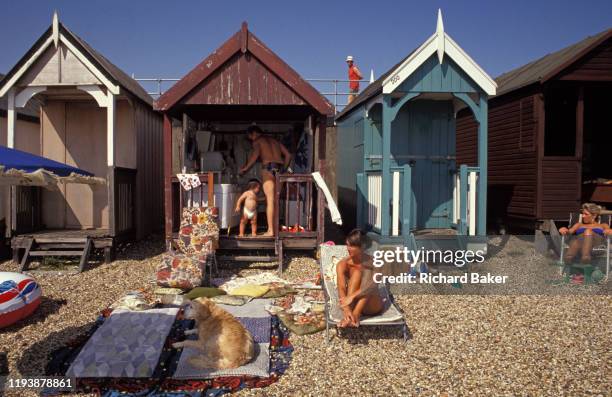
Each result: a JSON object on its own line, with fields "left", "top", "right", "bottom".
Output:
{"left": 468, "top": 171, "right": 477, "bottom": 236}
{"left": 382, "top": 10, "right": 497, "bottom": 96}
{"left": 392, "top": 170, "right": 400, "bottom": 236}
{"left": 78, "top": 85, "right": 109, "bottom": 107}
{"left": 59, "top": 35, "right": 120, "bottom": 95}
{"left": 107, "top": 92, "right": 115, "bottom": 166}
{"left": 52, "top": 12, "right": 59, "bottom": 48}
{"left": 15, "top": 86, "right": 46, "bottom": 108}
{"left": 0, "top": 36, "right": 54, "bottom": 97}
{"left": 7, "top": 89, "right": 16, "bottom": 148}
{"left": 364, "top": 94, "right": 382, "bottom": 117}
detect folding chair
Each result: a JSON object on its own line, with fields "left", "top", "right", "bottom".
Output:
{"left": 319, "top": 244, "right": 408, "bottom": 343}
{"left": 559, "top": 212, "right": 611, "bottom": 282}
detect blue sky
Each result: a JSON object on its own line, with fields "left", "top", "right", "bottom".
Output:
{"left": 1, "top": 0, "right": 610, "bottom": 95}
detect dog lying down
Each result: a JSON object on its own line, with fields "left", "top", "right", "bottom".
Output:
{"left": 173, "top": 297, "right": 255, "bottom": 369}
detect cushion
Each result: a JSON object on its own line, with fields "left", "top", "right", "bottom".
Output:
{"left": 157, "top": 253, "right": 210, "bottom": 290}
{"left": 228, "top": 284, "right": 270, "bottom": 298}
{"left": 185, "top": 287, "right": 226, "bottom": 300}
{"left": 210, "top": 295, "right": 253, "bottom": 306}
{"left": 178, "top": 207, "right": 220, "bottom": 253}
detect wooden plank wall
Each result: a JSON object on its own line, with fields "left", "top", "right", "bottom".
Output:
{"left": 134, "top": 101, "right": 164, "bottom": 239}
{"left": 183, "top": 53, "right": 307, "bottom": 106}
{"left": 456, "top": 87, "right": 539, "bottom": 222}
{"left": 540, "top": 158, "right": 581, "bottom": 219}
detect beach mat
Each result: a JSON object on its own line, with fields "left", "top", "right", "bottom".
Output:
{"left": 172, "top": 300, "right": 272, "bottom": 379}
{"left": 66, "top": 308, "right": 179, "bottom": 378}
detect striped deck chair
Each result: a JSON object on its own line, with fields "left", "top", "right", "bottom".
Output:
{"left": 319, "top": 245, "right": 408, "bottom": 343}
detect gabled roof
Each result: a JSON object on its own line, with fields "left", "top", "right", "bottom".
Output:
{"left": 495, "top": 28, "right": 612, "bottom": 96}
{"left": 382, "top": 10, "right": 496, "bottom": 96}
{"left": 337, "top": 10, "right": 496, "bottom": 121}
{"left": 155, "top": 22, "right": 334, "bottom": 116}
{"left": 0, "top": 14, "right": 153, "bottom": 106}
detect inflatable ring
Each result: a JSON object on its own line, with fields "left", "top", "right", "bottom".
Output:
{"left": 0, "top": 272, "right": 42, "bottom": 328}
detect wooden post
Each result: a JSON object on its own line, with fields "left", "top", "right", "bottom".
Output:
{"left": 107, "top": 92, "right": 116, "bottom": 236}
{"left": 163, "top": 115, "right": 173, "bottom": 245}
{"left": 477, "top": 96, "right": 488, "bottom": 236}
{"left": 381, "top": 95, "right": 392, "bottom": 236}
{"left": 460, "top": 164, "right": 468, "bottom": 235}
{"left": 207, "top": 172, "right": 214, "bottom": 207}
{"left": 6, "top": 89, "right": 16, "bottom": 237}
{"left": 317, "top": 116, "right": 327, "bottom": 175}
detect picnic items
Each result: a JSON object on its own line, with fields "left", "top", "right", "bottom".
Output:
{"left": 158, "top": 207, "right": 220, "bottom": 289}
{"left": 265, "top": 290, "right": 326, "bottom": 335}
{"left": 0, "top": 272, "right": 42, "bottom": 328}
{"left": 211, "top": 295, "right": 253, "bottom": 306}
{"left": 111, "top": 291, "right": 152, "bottom": 311}
{"left": 229, "top": 285, "right": 270, "bottom": 298}
{"left": 213, "top": 273, "right": 288, "bottom": 293}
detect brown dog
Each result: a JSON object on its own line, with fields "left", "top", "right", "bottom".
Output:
{"left": 172, "top": 297, "right": 254, "bottom": 369}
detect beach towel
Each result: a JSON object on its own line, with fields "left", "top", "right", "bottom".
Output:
{"left": 66, "top": 308, "right": 179, "bottom": 378}
{"left": 172, "top": 300, "right": 272, "bottom": 379}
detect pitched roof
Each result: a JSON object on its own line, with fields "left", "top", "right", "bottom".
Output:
{"left": 155, "top": 22, "right": 334, "bottom": 116}
{"left": 337, "top": 10, "right": 496, "bottom": 121}
{"left": 495, "top": 28, "right": 612, "bottom": 96}
{"left": 0, "top": 20, "right": 153, "bottom": 106}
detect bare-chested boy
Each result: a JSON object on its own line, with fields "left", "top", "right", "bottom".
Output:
{"left": 239, "top": 126, "right": 291, "bottom": 237}
{"left": 235, "top": 179, "right": 261, "bottom": 237}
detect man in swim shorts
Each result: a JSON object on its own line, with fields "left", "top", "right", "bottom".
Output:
{"left": 239, "top": 126, "right": 291, "bottom": 236}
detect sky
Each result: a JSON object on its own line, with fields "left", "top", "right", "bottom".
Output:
{"left": 1, "top": 0, "right": 611, "bottom": 96}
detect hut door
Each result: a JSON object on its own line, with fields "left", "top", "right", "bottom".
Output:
{"left": 395, "top": 101, "right": 455, "bottom": 229}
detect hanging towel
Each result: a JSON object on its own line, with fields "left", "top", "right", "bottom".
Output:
{"left": 177, "top": 174, "right": 201, "bottom": 191}
{"left": 311, "top": 172, "right": 342, "bottom": 225}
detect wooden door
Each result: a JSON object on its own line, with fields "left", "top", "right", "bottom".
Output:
{"left": 393, "top": 100, "right": 455, "bottom": 229}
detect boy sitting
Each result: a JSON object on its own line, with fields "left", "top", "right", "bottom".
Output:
{"left": 235, "top": 179, "right": 261, "bottom": 237}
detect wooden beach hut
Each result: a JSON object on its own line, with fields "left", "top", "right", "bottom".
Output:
{"left": 335, "top": 11, "right": 496, "bottom": 245}
{"left": 0, "top": 13, "right": 163, "bottom": 263}
{"left": 456, "top": 28, "right": 612, "bottom": 230}
{"left": 154, "top": 22, "right": 334, "bottom": 265}
{"left": 0, "top": 79, "right": 40, "bottom": 256}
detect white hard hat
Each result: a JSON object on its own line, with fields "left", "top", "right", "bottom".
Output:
{"left": 346, "top": 55, "right": 354, "bottom": 62}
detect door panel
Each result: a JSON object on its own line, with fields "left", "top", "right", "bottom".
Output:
{"left": 392, "top": 100, "right": 455, "bottom": 229}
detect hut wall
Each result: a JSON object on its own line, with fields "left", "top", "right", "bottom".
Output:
{"left": 456, "top": 86, "right": 539, "bottom": 222}
{"left": 336, "top": 108, "right": 365, "bottom": 231}
{"left": 134, "top": 101, "right": 163, "bottom": 239}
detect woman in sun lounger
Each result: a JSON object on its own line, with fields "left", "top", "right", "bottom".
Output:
{"left": 336, "top": 229, "right": 384, "bottom": 327}
{"left": 559, "top": 203, "right": 612, "bottom": 263}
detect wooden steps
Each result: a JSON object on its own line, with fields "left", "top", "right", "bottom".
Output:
{"left": 20, "top": 237, "right": 93, "bottom": 273}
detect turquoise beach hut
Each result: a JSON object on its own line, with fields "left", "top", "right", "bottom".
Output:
{"left": 335, "top": 11, "right": 496, "bottom": 245}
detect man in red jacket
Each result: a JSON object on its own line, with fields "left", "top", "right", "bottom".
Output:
{"left": 346, "top": 55, "right": 363, "bottom": 104}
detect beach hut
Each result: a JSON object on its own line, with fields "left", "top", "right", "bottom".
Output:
{"left": 0, "top": 80, "right": 40, "bottom": 256}
{"left": 154, "top": 22, "right": 334, "bottom": 265}
{"left": 0, "top": 13, "right": 163, "bottom": 263}
{"left": 456, "top": 28, "right": 612, "bottom": 230}
{"left": 335, "top": 11, "right": 496, "bottom": 245}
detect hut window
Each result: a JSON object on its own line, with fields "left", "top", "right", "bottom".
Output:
{"left": 544, "top": 87, "right": 577, "bottom": 156}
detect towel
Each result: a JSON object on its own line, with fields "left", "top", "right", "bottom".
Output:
{"left": 312, "top": 171, "right": 342, "bottom": 225}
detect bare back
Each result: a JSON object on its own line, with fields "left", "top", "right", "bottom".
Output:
{"left": 254, "top": 136, "right": 284, "bottom": 165}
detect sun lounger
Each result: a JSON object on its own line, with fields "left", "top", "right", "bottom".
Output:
{"left": 319, "top": 245, "right": 408, "bottom": 343}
